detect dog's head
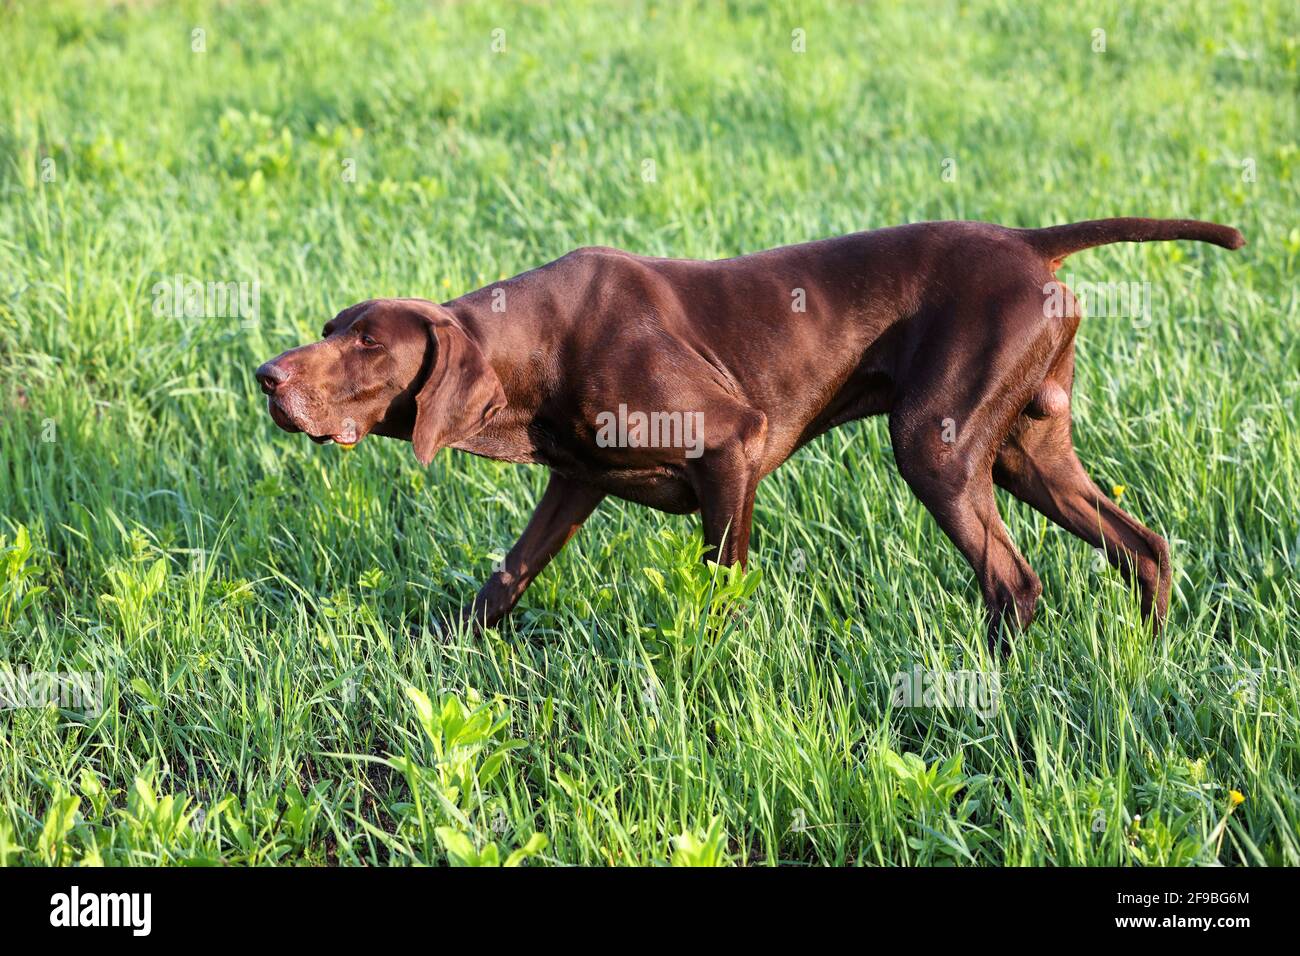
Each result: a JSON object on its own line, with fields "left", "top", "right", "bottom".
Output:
{"left": 255, "top": 298, "right": 506, "bottom": 463}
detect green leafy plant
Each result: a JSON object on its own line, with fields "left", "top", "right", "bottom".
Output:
{"left": 99, "top": 556, "right": 168, "bottom": 626}
{"left": 641, "top": 528, "right": 762, "bottom": 661}
{"left": 9, "top": 765, "right": 331, "bottom": 866}
{"left": 881, "top": 749, "right": 991, "bottom": 865}
{"left": 1126, "top": 811, "right": 1202, "bottom": 866}
{"left": 670, "top": 817, "right": 731, "bottom": 866}
{"left": 436, "top": 828, "right": 548, "bottom": 867}
{"left": 382, "top": 688, "right": 544, "bottom": 865}
{"left": 392, "top": 688, "right": 522, "bottom": 815}
{"left": 35, "top": 785, "right": 80, "bottom": 866}
{"left": 0, "top": 524, "right": 47, "bottom": 627}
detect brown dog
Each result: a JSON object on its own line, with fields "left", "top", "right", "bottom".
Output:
{"left": 256, "top": 217, "right": 1243, "bottom": 644}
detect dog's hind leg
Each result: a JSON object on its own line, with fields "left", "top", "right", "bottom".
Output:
{"left": 890, "top": 415, "right": 1042, "bottom": 650}
{"left": 887, "top": 298, "right": 1061, "bottom": 650}
{"left": 994, "top": 354, "right": 1171, "bottom": 629}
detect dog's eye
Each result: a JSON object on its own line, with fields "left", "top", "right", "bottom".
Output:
{"left": 359, "top": 334, "right": 379, "bottom": 348}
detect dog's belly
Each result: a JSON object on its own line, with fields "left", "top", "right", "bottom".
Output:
{"left": 558, "top": 463, "right": 699, "bottom": 514}
{"left": 807, "top": 369, "right": 895, "bottom": 435}
{"left": 758, "top": 366, "right": 896, "bottom": 475}
{"left": 594, "top": 470, "right": 698, "bottom": 513}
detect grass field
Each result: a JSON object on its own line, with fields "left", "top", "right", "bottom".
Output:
{"left": 0, "top": 0, "right": 1296, "bottom": 866}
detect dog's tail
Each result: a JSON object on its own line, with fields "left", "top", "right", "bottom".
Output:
{"left": 1017, "top": 217, "right": 1245, "bottom": 268}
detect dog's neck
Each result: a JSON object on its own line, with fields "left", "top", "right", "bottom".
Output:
{"left": 439, "top": 291, "right": 551, "bottom": 465}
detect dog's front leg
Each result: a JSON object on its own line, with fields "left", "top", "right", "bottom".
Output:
{"left": 460, "top": 471, "right": 604, "bottom": 630}
{"left": 687, "top": 405, "right": 768, "bottom": 567}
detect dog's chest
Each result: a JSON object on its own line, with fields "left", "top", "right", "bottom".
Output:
{"left": 451, "top": 412, "right": 544, "bottom": 464}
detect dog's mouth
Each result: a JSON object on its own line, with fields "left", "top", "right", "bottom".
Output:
{"left": 268, "top": 398, "right": 361, "bottom": 448}
{"left": 267, "top": 398, "right": 302, "bottom": 434}
{"left": 307, "top": 430, "right": 359, "bottom": 448}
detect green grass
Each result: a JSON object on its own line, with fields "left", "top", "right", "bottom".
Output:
{"left": 0, "top": 0, "right": 1297, "bottom": 866}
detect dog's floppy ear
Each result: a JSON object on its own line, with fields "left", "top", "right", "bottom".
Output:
{"left": 412, "top": 315, "right": 507, "bottom": 465}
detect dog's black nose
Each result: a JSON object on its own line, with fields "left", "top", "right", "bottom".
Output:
{"left": 255, "top": 361, "right": 290, "bottom": 394}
